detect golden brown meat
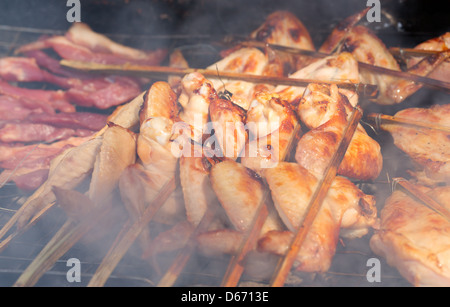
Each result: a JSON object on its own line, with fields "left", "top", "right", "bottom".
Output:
{"left": 210, "top": 159, "right": 283, "bottom": 233}
{"left": 370, "top": 184, "right": 450, "bottom": 286}
{"left": 88, "top": 123, "right": 136, "bottom": 206}
{"left": 295, "top": 83, "right": 383, "bottom": 181}
{"left": 379, "top": 104, "right": 450, "bottom": 185}
{"left": 321, "top": 25, "right": 449, "bottom": 104}
{"left": 249, "top": 10, "right": 316, "bottom": 73}
{"left": 206, "top": 47, "right": 269, "bottom": 111}
{"left": 177, "top": 72, "right": 218, "bottom": 143}
{"left": 274, "top": 52, "right": 360, "bottom": 107}
{"left": 179, "top": 153, "right": 218, "bottom": 226}
{"left": 407, "top": 32, "right": 450, "bottom": 82}
{"left": 240, "top": 91, "right": 300, "bottom": 172}
{"left": 260, "top": 162, "right": 377, "bottom": 272}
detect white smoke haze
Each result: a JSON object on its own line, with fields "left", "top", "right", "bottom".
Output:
{"left": 0, "top": 0, "right": 448, "bottom": 288}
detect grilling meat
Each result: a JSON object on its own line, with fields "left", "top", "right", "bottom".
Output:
{"left": 370, "top": 184, "right": 450, "bottom": 286}
{"left": 250, "top": 10, "right": 315, "bottom": 73}
{"left": 133, "top": 81, "right": 185, "bottom": 224}
{"left": 0, "top": 79, "right": 74, "bottom": 113}
{"left": 260, "top": 162, "right": 377, "bottom": 272}
{"left": 274, "top": 52, "right": 360, "bottom": 107}
{"left": 88, "top": 124, "right": 136, "bottom": 206}
{"left": 321, "top": 23, "right": 450, "bottom": 104}
{"left": 407, "top": 32, "right": 450, "bottom": 82}
{"left": 379, "top": 104, "right": 450, "bottom": 185}
{"left": 241, "top": 91, "right": 300, "bottom": 173}
{"left": 295, "top": 83, "right": 383, "bottom": 180}
{"left": 209, "top": 98, "right": 248, "bottom": 160}
{"left": 196, "top": 159, "right": 284, "bottom": 256}
{"left": 177, "top": 72, "right": 218, "bottom": 143}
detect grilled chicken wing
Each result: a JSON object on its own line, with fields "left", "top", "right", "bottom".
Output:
{"left": 88, "top": 123, "right": 136, "bottom": 206}
{"left": 241, "top": 91, "right": 300, "bottom": 172}
{"left": 370, "top": 184, "right": 450, "bottom": 286}
{"left": 295, "top": 83, "right": 383, "bottom": 180}
{"left": 407, "top": 32, "right": 450, "bottom": 82}
{"left": 274, "top": 52, "right": 360, "bottom": 107}
{"left": 177, "top": 72, "right": 218, "bottom": 143}
{"left": 260, "top": 162, "right": 377, "bottom": 272}
{"left": 249, "top": 10, "right": 316, "bottom": 73}
{"left": 206, "top": 47, "right": 269, "bottom": 111}
{"left": 379, "top": 104, "right": 450, "bottom": 185}
{"left": 321, "top": 23, "right": 449, "bottom": 104}
{"left": 209, "top": 98, "right": 248, "bottom": 160}
{"left": 196, "top": 159, "right": 284, "bottom": 255}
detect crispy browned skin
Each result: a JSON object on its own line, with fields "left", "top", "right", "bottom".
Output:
{"left": 206, "top": 48, "right": 268, "bottom": 110}
{"left": 131, "top": 81, "right": 185, "bottom": 224}
{"left": 295, "top": 83, "right": 383, "bottom": 180}
{"left": 260, "top": 162, "right": 377, "bottom": 272}
{"left": 321, "top": 25, "right": 449, "bottom": 104}
{"left": 139, "top": 81, "right": 178, "bottom": 124}
{"left": 370, "top": 184, "right": 450, "bottom": 286}
{"left": 250, "top": 10, "right": 316, "bottom": 73}
{"left": 88, "top": 124, "right": 136, "bottom": 206}
{"left": 241, "top": 91, "right": 300, "bottom": 172}
{"left": 250, "top": 11, "right": 314, "bottom": 51}
{"left": 179, "top": 154, "right": 217, "bottom": 226}
{"left": 380, "top": 104, "right": 450, "bottom": 185}
{"left": 210, "top": 159, "right": 283, "bottom": 233}
{"left": 407, "top": 32, "right": 450, "bottom": 82}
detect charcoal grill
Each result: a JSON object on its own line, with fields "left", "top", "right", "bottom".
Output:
{"left": 0, "top": 0, "right": 448, "bottom": 287}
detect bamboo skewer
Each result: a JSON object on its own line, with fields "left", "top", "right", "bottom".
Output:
{"left": 60, "top": 60, "right": 379, "bottom": 98}
{"left": 366, "top": 113, "right": 450, "bottom": 133}
{"left": 220, "top": 122, "right": 302, "bottom": 287}
{"left": 393, "top": 178, "right": 450, "bottom": 223}
{"left": 270, "top": 105, "right": 363, "bottom": 287}
{"left": 87, "top": 177, "right": 176, "bottom": 287}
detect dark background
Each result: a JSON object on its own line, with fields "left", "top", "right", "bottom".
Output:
{"left": 0, "top": 0, "right": 448, "bottom": 47}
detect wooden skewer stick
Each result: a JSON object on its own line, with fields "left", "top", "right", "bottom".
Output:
{"left": 220, "top": 122, "right": 302, "bottom": 287}
{"left": 60, "top": 60, "right": 379, "bottom": 98}
{"left": 389, "top": 47, "right": 450, "bottom": 62}
{"left": 366, "top": 113, "right": 450, "bottom": 134}
{"left": 270, "top": 105, "right": 363, "bottom": 287}
{"left": 13, "top": 205, "right": 111, "bottom": 287}
{"left": 237, "top": 41, "right": 450, "bottom": 92}
{"left": 220, "top": 193, "right": 270, "bottom": 287}
{"left": 392, "top": 178, "right": 450, "bottom": 223}
{"left": 87, "top": 177, "right": 176, "bottom": 287}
